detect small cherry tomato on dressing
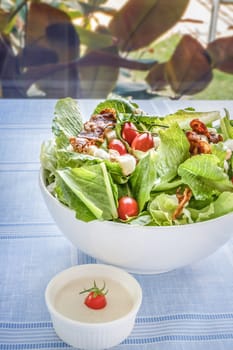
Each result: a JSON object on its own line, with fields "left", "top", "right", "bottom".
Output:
{"left": 131, "top": 132, "right": 154, "bottom": 152}
{"left": 121, "top": 122, "right": 139, "bottom": 145}
{"left": 108, "top": 139, "right": 127, "bottom": 155}
{"left": 118, "top": 196, "right": 139, "bottom": 220}
{"left": 79, "top": 281, "right": 108, "bottom": 310}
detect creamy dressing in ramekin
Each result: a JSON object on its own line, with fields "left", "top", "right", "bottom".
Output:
{"left": 54, "top": 277, "right": 134, "bottom": 323}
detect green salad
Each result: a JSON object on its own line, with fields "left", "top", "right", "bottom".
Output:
{"left": 40, "top": 96, "right": 233, "bottom": 226}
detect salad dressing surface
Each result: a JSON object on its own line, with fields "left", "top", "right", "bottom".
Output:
{"left": 54, "top": 277, "right": 133, "bottom": 323}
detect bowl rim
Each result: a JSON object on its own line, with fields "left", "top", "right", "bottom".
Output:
{"left": 45, "top": 263, "right": 142, "bottom": 327}
{"left": 40, "top": 166, "right": 233, "bottom": 229}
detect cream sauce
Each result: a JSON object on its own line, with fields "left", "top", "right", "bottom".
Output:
{"left": 54, "top": 277, "right": 133, "bottom": 323}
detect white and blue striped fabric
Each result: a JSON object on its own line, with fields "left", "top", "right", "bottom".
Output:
{"left": 1, "top": 99, "right": 233, "bottom": 350}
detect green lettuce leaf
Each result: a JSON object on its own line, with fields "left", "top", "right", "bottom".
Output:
{"left": 163, "top": 109, "right": 220, "bottom": 129}
{"left": 178, "top": 154, "right": 233, "bottom": 201}
{"left": 135, "top": 109, "right": 220, "bottom": 130}
{"left": 55, "top": 176, "right": 97, "bottom": 222}
{"left": 52, "top": 97, "right": 83, "bottom": 148}
{"left": 210, "top": 143, "right": 227, "bottom": 169}
{"left": 129, "top": 150, "right": 157, "bottom": 211}
{"left": 40, "top": 139, "right": 57, "bottom": 174}
{"left": 57, "top": 149, "right": 101, "bottom": 169}
{"left": 189, "top": 192, "right": 233, "bottom": 222}
{"left": 93, "top": 96, "right": 138, "bottom": 114}
{"left": 220, "top": 109, "right": 233, "bottom": 140}
{"left": 155, "top": 122, "right": 190, "bottom": 182}
{"left": 56, "top": 163, "right": 118, "bottom": 221}
{"left": 152, "top": 178, "right": 183, "bottom": 192}
{"left": 128, "top": 212, "right": 153, "bottom": 226}
{"left": 148, "top": 193, "right": 193, "bottom": 226}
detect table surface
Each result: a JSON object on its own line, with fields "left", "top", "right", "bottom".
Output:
{"left": 1, "top": 98, "right": 233, "bottom": 350}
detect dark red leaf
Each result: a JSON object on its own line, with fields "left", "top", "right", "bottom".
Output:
{"left": 109, "top": 0, "right": 189, "bottom": 52}
{"left": 207, "top": 36, "right": 233, "bottom": 74}
{"left": 20, "top": 50, "right": 156, "bottom": 92}
{"left": 0, "top": 35, "right": 23, "bottom": 97}
{"left": 145, "top": 62, "right": 168, "bottom": 91}
{"left": 20, "top": 46, "right": 58, "bottom": 67}
{"left": 46, "top": 23, "right": 80, "bottom": 47}
{"left": 165, "top": 35, "right": 212, "bottom": 96}
{"left": 26, "top": 2, "right": 80, "bottom": 97}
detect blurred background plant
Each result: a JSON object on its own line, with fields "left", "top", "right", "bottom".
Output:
{"left": 0, "top": 0, "right": 232, "bottom": 99}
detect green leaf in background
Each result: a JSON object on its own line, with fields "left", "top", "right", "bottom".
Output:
{"left": 156, "top": 122, "right": 190, "bottom": 182}
{"left": 178, "top": 154, "right": 233, "bottom": 201}
{"left": 86, "top": 0, "right": 109, "bottom": 6}
{"left": 129, "top": 150, "right": 157, "bottom": 211}
{"left": 52, "top": 97, "right": 83, "bottom": 147}
{"left": 56, "top": 162, "right": 118, "bottom": 221}
{"left": 0, "top": 9, "right": 10, "bottom": 31}
{"left": 75, "top": 0, "right": 112, "bottom": 15}
{"left": 75, "top": 26, "right": 113, "bottom": 50}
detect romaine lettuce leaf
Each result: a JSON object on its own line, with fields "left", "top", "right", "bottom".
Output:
{"left": 55, "top": 176, "right": 97, "bottom": 222}
{"left": 149, "top": 193, "right": 178, "bottom": 225}
{"left": 148, "top": 193, "right": 193, "bottom": 226}
{"left": 135, "top": 109, "right": 220, "bottom": 130}
{"left": 56, "top": 163, "right": 118, "bottom": 221}
{"left": 40, "top": 139, "right": 57, "bottom": 174}
{"left": 93, "top": 96, "right": 138, "bottom": 114}
{"left": 210, "top": 143, "right": 227, "bottom": 169}
{"left": 57, "top": 149, "right": 101, "bottom": 169}
{"left": 129, "top": 150, "right": 157, "bottom": 211}
{"left": 163, "top": 109, "right": 220, "bottom": 129}
{"left": 178, "top": 154, "right": 233, "bottom": 201}
{"left": 155, "top": 122, "right": 190, "bottom": 182}
{"left": 152, "top": 178, "right": 183, "bottom": 192}
{"left": 220, "top": 109, "right": 233, "bottom": 140}
{"left": 56, "top": 149, "right": 127, "bottom": 184}
{"left": 128, "top": 212, "right": 153, "bottom": 226}
{"left": 52, "top": 97, "right": 83, "bottom": 148}
{"left": 189, "top": 192, "right": 233, "bottom": 222}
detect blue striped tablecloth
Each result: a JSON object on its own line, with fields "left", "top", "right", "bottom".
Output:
{"left": 1, "top": 98, "right": 233, "bottom": 350}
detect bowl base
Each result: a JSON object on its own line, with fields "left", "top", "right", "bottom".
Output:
{"left": 96, "top": 259, "right": 174, "bottom": 275}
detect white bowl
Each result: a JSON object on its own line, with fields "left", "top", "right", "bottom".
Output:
{"left": 45, "top": 264, "right": 142, "bottom": 350}
{"left": 39, "top": 168, "right": 233, "bottom": 274}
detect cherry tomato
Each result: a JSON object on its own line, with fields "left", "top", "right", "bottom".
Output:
{"left": 80, "top": 281, "right": 107, "bottom": 310}
{"left": 108, "top": 139, "right": 127, "bottom": 155}
{"left": 84, "top": 292, "right": 107, "bottom": 310}
{"left": 121, "top": 122, "right": 139, "bottom": 145}
{"left": 131, "top": 132, "right": 154, "bottom": 152}
{"left": 117, "top": 196, "right": 139, "bottom": 220}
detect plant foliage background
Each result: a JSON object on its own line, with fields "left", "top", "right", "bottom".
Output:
{"left": 0, "top": 0, "right": 232, "bottom": 99}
